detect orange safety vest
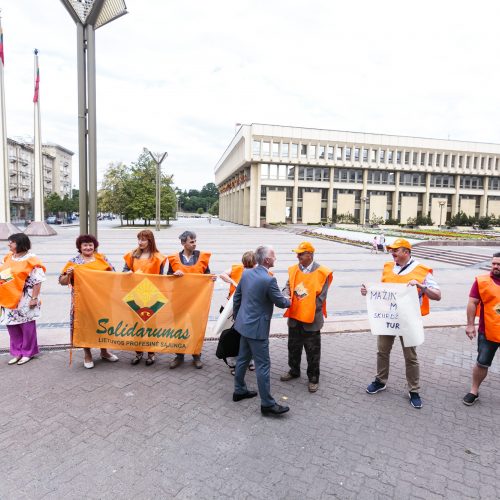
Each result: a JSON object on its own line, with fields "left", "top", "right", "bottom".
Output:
{"left": 381, "top": 261, "right": 432, "bottom": 316}
{"left": 168, "top": 252, "right": 211, "bottom": 274}
{"left": 284, "top": 264, "right": 333, "bottom": 324}
{"left": 0, "top": 252, "right": 46, "bottom": 309}
{"left": 123, "top": 251, "right": 167, "bottom": 274}
{"left": 476, "top": 275, "right": 500, "bottom": 342}
{"left": 229, "top": 264, "right": 244, "bottom": 297}
{"left": 61, "top": 253, "right": 113, "bottom": 277}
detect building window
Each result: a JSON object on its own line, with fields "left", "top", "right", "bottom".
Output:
{"left": 488, "top": 157, "right": 492, "bottom": 169}
{"left": 430, "top": 174, "right": 455, "bottom": 188}
{"left": 371, "top": 149, "right": 377, "bottom": 162}
{"left": 460, "top": 176, "right": 483, "bottom": 189}
{"left": 367, "top": 171, "right": 395, "bottom": 185}
{"left": 286, "top": 187, "right": 293, "bottom": 201}
{"left": 345, "top": 147, "right": 352, "bottom": 161}
{"left": 319, "top": 145, "right": 325, "bottom": 159}
{"left": 380, "top": 150, "right": 385, "bottom": 163}
{"left": 260, "top": 206, "right": 266, "bottom": 218}
{"left": 354, "top": 147, "right": 360, "bottom": 161}
{"left": 404, "top": 152, "right": 410, "bottom": 165}
{"left": 269, "top": 164, "right": 278, "bottom": 179}
{"left": 263, "top": 142, "right": 270, "bottom": 156}
{"left": 388, "top": 150, "right": 394, "bottom": 163}
{"left": 328, "top": 146, "right": 334, "bottom": 160}
{"left": 362, "top": 149, "right": 368, "bottom": 162}
{"left": 260, "top": 186, "right": 266, "bottom": 200}
{"left": 333, "top": 168, "right": 363, "bottom": 183}
{"left": 321, "top": 189, "right": 328, "bottom": 201}
{"left": 336, "top": 147, "right": 343, "bottom": 161}
{"left": 260, "top": 164, "right": 269, "bottom": 179}
{"left": 291, "top": 144, "right": 298, "bottom": 158}
{"left": 252, "top": 140, "right": 261, "bottom": 155}
{"left": 450, "top": 155, "right": 455, "bottom": 168}
{"left": 420, "top": 153, "right": 426, "bottom": 166}
{"left": 436, "top": 153, "right": 441, "bottom": 166}
{"left": 473, "top": 156, "right": 478, "bottom": 168}
{"left": 281, "top": 143, "right": 289, "bottom": 158}
{"left": 466, "top": 156, "right": 470, "bottom": 168}
{"left": 306, "top": 167, "right": 314, "bottom": 180}
{"left": 412, "top": 152, "right": 417, "bottom": 165}
{"left": 396, "top": 151, "right": 401, "bottom": 164}
{"left": 300, "top": 144, "right": 307, "bottom": 158}
{"left": 444, "top": 154, "right": 448, "bottom": 166}
{"left": 288, "top": 166, "right": 295, "bottom": 180}
{"left": 481, "top": 157, "right": 485, "bottom": 168}
{"left": 272, "top": 142, "right": 279, "bottom": 157}
{"left": 428, "top": 153, "right": 433, "bottom": 166}
{"left": 490, "top": 177, "right": 500, "bottom": 190}
{"left": 309, "top": 145, "right": 316, "bottom": 159}
{"left": 458, "top": 155, "right": 463, "bottom": 168}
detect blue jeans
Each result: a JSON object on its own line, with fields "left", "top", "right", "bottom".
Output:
{"left": 234, "top": 336, "right": 275, "bottom": 407}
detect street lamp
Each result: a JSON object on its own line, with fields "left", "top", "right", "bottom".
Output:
{"left": 439, "top": 200, "right": 446, "bottom": 228}
{"left": 59, "top": 0, "right": 128, "bottom": 237}
{"left": 144, "top": 148, "right": 168, "bottom": 231}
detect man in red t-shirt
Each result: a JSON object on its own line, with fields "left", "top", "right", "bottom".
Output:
{"left": 463, "top": 252, "right": 500, "bottom": 405}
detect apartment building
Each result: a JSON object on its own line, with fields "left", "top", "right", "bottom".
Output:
{"left": 7, "top": 138, "right": 74, "bottom": 219}
{"left": 215, "top": 124, "right": 500, "bottom": 227}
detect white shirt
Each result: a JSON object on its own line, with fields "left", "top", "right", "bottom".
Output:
{"left": 392, "top": 259, "right": 439, "bottom": 290}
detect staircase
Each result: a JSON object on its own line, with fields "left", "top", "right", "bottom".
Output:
{"left": 411, "top": 245, "right": 490, "bottom": 268}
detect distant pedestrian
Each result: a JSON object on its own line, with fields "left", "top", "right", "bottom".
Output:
{"left": 379, "top": 233, "right": 387, "bottom": 253}
{"left": 0, "top": 233, "right": 46, "bottom": 366}
{"left": 371, "top": 235, "right": 379, "bottom": 254}
{"left": 124, "top": 229, "right": 167, "bottom": 366}
{"left": 463, "top": 252, "right": 500, "bottom": 406}
{"left": 232, "top": 245, "right": 291, "bottom": 416}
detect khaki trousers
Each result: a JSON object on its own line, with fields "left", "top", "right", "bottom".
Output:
{"left": 376, "top": 335, "right": 420, "bottom": 392}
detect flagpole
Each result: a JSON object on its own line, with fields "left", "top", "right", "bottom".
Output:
{"left": 25, "top": 48, "right": 55, "bottom": 236}
{"left": 0, "top": 14, "right": 20, "bottom": 239}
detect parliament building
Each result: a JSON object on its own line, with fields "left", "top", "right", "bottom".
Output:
{"left": 215, "top": 124, "right": 500, "bottom": 227}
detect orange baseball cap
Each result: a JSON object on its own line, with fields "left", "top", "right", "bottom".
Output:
{"left": 292, "top": 241, "right": 315, "bottom": 253}
{"left": 387, "top": 238, "right": 412, "bottom": 250}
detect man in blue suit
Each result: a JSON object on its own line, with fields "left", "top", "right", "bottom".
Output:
{"left": 232, "top": 245, "right": 291, "bottom": 416}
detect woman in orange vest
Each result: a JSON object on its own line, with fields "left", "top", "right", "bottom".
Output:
{"left": 0, "top": 233, "right": 46, "bottom": 366}
{"left": 59, "top": 234, "right": 119, "bottom": 369}
{"left": 124, "top": 229, "right": 167, "bottom": 366}
{"left": 219, "top": 250, "right": 257, "bottom": 373}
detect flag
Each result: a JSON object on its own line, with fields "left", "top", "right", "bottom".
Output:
{"left": 0, "top": 24, "right": 4, "bottom": 66}
{"left": 33, "top": 56, "right": 39, "bottom": 103}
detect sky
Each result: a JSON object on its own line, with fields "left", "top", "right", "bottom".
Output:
{"left": 4, "top": 0, "right": 500, "bottom": 191}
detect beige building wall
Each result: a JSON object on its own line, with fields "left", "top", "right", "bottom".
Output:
{"left": 460, "top": 198, "right": 476, "bottom": 217}
{"left": 369, "top": 195, "right": 387, "bottom": 220}
{"left": 337, "top": 193, "right": 355, "bottom": 216}
{"left": 430, "top": 198, "right": 447, "bottom": 226}
{"left": 302, "top": 192, "right": 321, "bottom": 223}
{"left": 400, "top": 196, "right": 418, "bottom": 224}
{"left": 266, "top": 190, "right": 286, "bottom": 223}
{"left": 488, "top": 199, "right": 500, "bottom": 217}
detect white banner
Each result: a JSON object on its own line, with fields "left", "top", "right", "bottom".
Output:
{"left": 365, "top": 283, "right": 424, "bottom": 347}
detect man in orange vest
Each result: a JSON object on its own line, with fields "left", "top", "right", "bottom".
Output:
{"left": 463, "top": 252, "right": 500, "bottom": 406}
{"left": 167, "top": 230, "right": 212, "bottom": 369}
{"left": 280, "top": 242, "right": 332, "bottom": 393}
{"left": 360, "top": 238, "right": 441, "bottom": 409}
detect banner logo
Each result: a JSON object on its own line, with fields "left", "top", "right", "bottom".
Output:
{"left": 123, "top": 278, "right": 168, "bottom": 323}
{"left": 0, "top": 267, "right": 13, "bottom": 286}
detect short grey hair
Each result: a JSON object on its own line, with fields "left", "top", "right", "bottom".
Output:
{"left": 179, "top": 231, "right": 196, "bottom": 243}
{"left": 255, "top": 245, "right": 273, "bottom": 265}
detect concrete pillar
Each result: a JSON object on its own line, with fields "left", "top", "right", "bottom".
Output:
{"left": 480, "top": 176, "right": 488, "bottom": 217}
{"left": 249, "top": 163, "right": 261, "bottom": 227}
{"left": 392, "top": 171, "right": 400, "bottom": 220}
{"left": 451, "top": 174, "right": 460, "bottom": 216}
{"left": 237, "top": 188, "right": 244, "bottom": 225}
{"left": 361, "top": 169, "right": 368, "bottom": 225}
{"left": 292, "top": 165, "right": 298, "bottom": 224}
{"left": 327, "top": 167, "right": 334, "bottom": 220}
{"left": 243, "top": 187, "right": 250, "bottom": 225}
{"left": 422, "top": 172, "right": 431, "bottom": 216}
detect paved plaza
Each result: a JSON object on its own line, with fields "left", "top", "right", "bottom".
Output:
{"left": 1, "top": 219, "right": 500, "bottom": 499}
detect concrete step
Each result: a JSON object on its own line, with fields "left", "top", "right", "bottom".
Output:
{"left": 411, "top": 246, "right": 488, "bottom": 267}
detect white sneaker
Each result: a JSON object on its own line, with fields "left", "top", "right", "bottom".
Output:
{"left": 17, "top": 356, "right": 32, "bottom": 365}
{"left": 84, "top": 360, "right": 94, "bottom": 369}
{"left": 8, "top": 357, "right": 21, "bottom": 365}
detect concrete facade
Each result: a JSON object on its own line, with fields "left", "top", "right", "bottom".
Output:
{"left": 7, "top": 138, "right": 73, "bottom": 220}
{"left": 215, "top": 124, "right": 500, "bottom": 227}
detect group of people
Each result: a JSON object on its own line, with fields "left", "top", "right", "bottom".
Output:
{"left": 371, "top": 233, "right": 387, "bottom": 254}
{"left": 1, "top": 229, "right": 499, "bottom": 416}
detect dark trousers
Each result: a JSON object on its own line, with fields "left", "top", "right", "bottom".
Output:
{"left": 234, "top": 336, "right": 275, "bottom": 407}
{"left": 288, "top": 325, "right": 321, "bottom": 383}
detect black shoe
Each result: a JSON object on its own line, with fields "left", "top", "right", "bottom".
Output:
{"left": 261, "top": 404, "right": 290, "bottom": 416}
{"left": 145, "top": 355, "right": 156, "bottom": 366}
{"left": 233, "top": 390, "right": 258, "bottom": 402}
{"left": 463, "top": 392, "right": 479, "bottom": 406}
{"left": 131, "top": 353, "right": 143, "bottom": 365}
